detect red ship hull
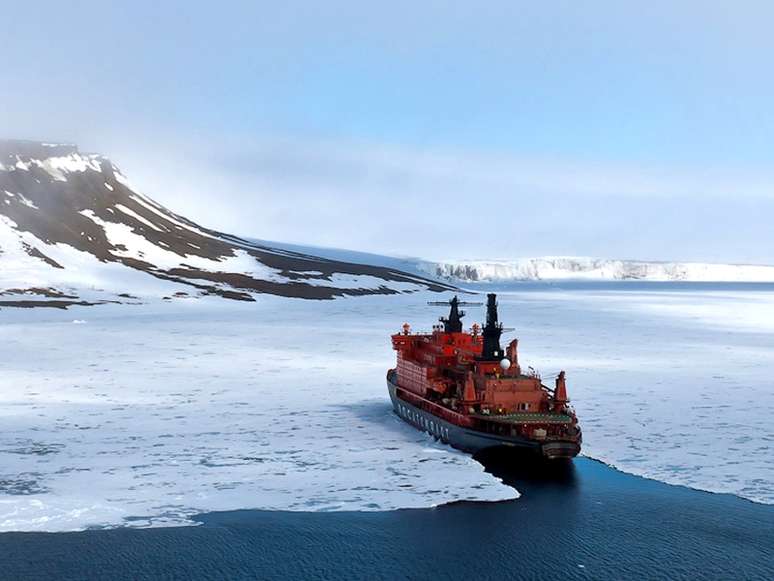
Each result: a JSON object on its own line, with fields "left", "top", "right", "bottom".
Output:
{"left": 388, "top": 371, "right": 580, "bottom": 459}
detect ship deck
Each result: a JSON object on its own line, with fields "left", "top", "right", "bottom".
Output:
{"left": 472, "top": 412, "right": 574, "bottom": 424}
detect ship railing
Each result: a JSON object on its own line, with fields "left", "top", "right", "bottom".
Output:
{"left": 524, "top": 366, "right": 541, "bottom": 380}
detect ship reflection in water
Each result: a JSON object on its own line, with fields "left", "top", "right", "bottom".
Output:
{"left": 474, "top": 446, "right": 578, "bottom": 494}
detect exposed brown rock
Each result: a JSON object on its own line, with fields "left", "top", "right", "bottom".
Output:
{"left": 0, "top": 300, "right": 101, "bottom": 309}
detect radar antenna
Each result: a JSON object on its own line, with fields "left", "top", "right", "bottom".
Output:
{"left": 427, "top": 295, "right": 483, "bottom": 333}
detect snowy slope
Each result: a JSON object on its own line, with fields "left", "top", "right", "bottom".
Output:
{"left": 0, "top": 140, "right": 451, "bottom": 307}
{"left": 249, "top": 238, "right": 429, "bottom": 277}
{"left": 420, "top": 257, "right": 774, "bottom": 282}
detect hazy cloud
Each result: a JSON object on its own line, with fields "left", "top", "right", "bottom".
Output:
{"left": 2, "top": 1, "right": 773, "bottom": 262}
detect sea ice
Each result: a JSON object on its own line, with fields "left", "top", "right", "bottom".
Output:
{"left": 0, "top": 295, "right": 516, "bottom": 532}
{"left": 0, "top": 284, "right": 772, "bottom": 532}
{"left": 489, "top": 285, "right": 774, "bottom": 504}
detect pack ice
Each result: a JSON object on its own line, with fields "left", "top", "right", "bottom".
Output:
{"left": 0, "top": 295, "right": 517, "bottom": 532}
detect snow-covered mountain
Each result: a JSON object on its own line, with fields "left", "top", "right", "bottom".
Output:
{"left": 0, "top": 140, "right": 452, "bottom": 308}
{"left": 420, "top": 257, "right": 774, "bottom": 283}
{"left": 4, "top": 139, "right": 771, "bottom": 312}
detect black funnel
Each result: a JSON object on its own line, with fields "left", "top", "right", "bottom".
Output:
{"left": 480, "top": 293, "right": 503, "bottom": 360}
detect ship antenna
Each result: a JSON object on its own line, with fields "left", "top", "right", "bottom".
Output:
{"left": 427, "top": 295, "right": 483, "bottom": 333}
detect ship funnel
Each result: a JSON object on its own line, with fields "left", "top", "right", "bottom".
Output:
{"left": 479, "top": 293, "right": 504, "bottom": 360}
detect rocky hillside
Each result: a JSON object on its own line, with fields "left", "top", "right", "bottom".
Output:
{"left": 0, "top": 140, "right": 452, "bottom": 308}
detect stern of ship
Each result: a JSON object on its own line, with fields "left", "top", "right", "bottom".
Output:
{"left": 541, "top": 440, "right": 582, "bottom": 460}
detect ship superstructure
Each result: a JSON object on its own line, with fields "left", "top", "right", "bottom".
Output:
{"left": 387, "top": 294, "right": 581, "bottom": 459}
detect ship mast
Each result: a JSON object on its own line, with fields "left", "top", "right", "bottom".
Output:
{"left": 444, "top": 296, "right": 464, "bottom": 332}
{"left": 427, "top": 295, "right": 481, "bottom": 333}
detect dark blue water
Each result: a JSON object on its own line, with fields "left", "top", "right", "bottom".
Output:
{"left": 2, "top": 454, "right": 772, "bottom": 581}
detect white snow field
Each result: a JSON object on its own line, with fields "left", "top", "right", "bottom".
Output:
{"left": 1, "top": 283, "right": 773, "bottom": 531}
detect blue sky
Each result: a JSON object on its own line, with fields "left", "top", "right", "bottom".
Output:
{"left": 3, "top": 1, "right": 774, "bottom": 262}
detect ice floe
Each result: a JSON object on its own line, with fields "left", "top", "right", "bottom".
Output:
{"left": 0, "top": 295, "right": 516, "bottom": 531}
{"left": 0, "top": 284, "right": 772, "bottom": 532}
